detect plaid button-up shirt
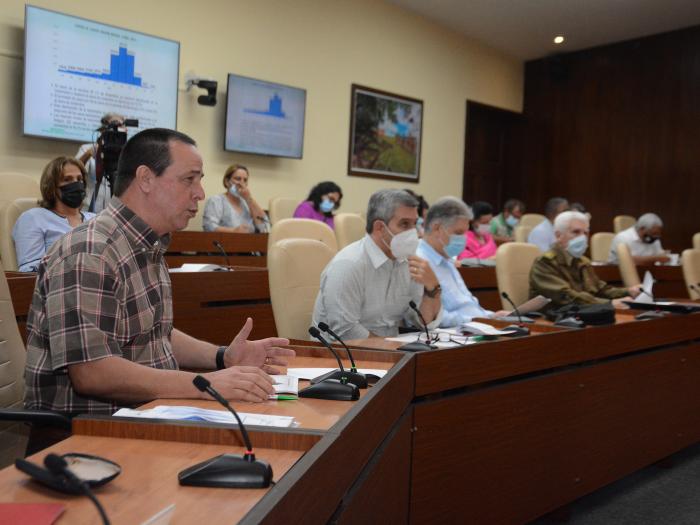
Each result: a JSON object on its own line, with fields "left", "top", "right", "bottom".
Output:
{"left": 24, "top": 198, "right": 178, "bottom": 415}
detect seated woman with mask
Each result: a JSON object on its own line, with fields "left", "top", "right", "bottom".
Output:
{"left": 293, "top": 181, "right": 343, "bottom": 229}
{"left": 13, "top": 156, "right": 96, "bottom": 272}
{"left": 458, "top": 201, "right": 498, "bottom": 260}
{"left": 203, "top": 164, "right": 269, "bottom": 233}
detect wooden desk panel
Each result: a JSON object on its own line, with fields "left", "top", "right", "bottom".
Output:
{"left": 411, "top": 342, "right": 700, "bottom": 524}
{"left": 0, "top": 436, "right": 302, "bottom": 525}
{"left": 167, "top": 231, "right": 268, "bottom": 268}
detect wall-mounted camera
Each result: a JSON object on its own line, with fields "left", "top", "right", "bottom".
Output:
{"left": 185, "top": 74, "right": 218, "bottom": 106}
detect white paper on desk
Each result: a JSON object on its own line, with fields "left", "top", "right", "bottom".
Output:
{"left": 272, "top": 375, "right": 299, "bottom": 398}
{"left": 169, "top": 263, "right": 229, "bottom": 273}
{"left": 461, "top": 321, "right": 516, "bottom": 336}
{"left": 637, "top": 271, "right": 655, "bottom": 303}
{"left": 113, "top": 405, "right": 297, "bottom": 427}
{"left": 505, "top": 295, "right": 551, "bottom": 315}
{"left": 384, "top": 330, "right": 476, "bottom": 349}
{"left": 287, "top": 368, "right": 388, "bottom": 381}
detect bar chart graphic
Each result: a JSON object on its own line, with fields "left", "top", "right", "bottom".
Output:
{"left": 244, "top": 93, "right": 286, "bottom": 118}
{"left": 58, "top": 46, "right": 142, "bottom": 87}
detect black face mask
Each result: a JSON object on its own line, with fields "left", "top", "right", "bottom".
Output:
{"left": 642, "top": 234, "right": 660, "bottom": 244}
{"left": 58, "top": 181, "right": 86, "bottom": 209}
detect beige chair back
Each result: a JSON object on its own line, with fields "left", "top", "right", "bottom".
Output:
{"left": 616, "top": 242, "right": 640, "bottom": 287}
{"left": 0, "top": 260, "right": 29, "bottom": 466}
{"left": 0, "top": 198, "right": 39, "bottom": 271}
{"left": 0, "top": 173, "right": 40, "bottom": 209}
{"left": 513, "top": 225, "right": 533, "bottom": 243}
{"left": 268, "top": 218, "right": 337, "bottom": 253}
{"left": 334, "top": 213, "right": 365, "bottom": 249}
{"left": 693, "top": 233, "right": 700, "bottom": 251}
{"left": 519, "top": 213, "right": 546, "bottom": 229}
{"left": 590, "top": 232, "right": 615, "bottom": 263}
{"left": 681, "top": 249, "right": 700, "bottom": 299}
{"left": 268, "top": 197, "right": 298, "bottom": 225}
{"left": 495, "top": 242, "right": 541, "bottom": 309}
{"left": 613, "top": 215, "right": 635, "bottom": 233}
{"left": 268, "top": 238, "right": 335, "bottom": 339}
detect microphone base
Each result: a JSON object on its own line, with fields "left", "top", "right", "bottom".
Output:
{"left": 299, "top": 379, "right": 359, "bottom": 401}
{"left": 398, "top": 341, "right": 436, "bottom": 352}
{"left": 310, "top": 369, "right": 368, "bottom": 388}
{"left": 502, "top": 325, "right": 530, "bottom": 337}
{"left": 178, "top": 453, "right": 272, "bottom": 489}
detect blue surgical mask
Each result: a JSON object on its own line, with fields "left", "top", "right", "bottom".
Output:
{"left": 228, "top": 184, "right": 239, "bottom": 197}
{"left": 505, "top": 215, "right": 519, "bottom": 227}
{"left": 445, "top": 234, "right": 467, "bottom": 258}
{"left": 567, "top": 234, "right": 588, "bottom": 258}
{"left": 320, "top": 198, "right": 335, "bottom": 213}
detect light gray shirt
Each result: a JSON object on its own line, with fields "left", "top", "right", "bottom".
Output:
{"left": 312, "top": 235, "right": 440, "bottom": 340}
{"left": 608, "top": 226, "right": 664, "bottom": 264}
{"left": 528, "top": 219, "right": 555, "bottom": 252}
{"left": 202, "top": 193, "right": 268, "bottom": 232}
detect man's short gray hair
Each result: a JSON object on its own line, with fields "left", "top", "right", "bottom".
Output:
{"left": 365, "top": 189, "right": 418, "bottom": 234}
{"left": 424, "top": 197, "right": 472, "bottom": 231}
{"left": 636, "top": 213, "right": 663, "bottom": 230}
{"left": 553, "top": 210, "right": 589, "bottom": 233}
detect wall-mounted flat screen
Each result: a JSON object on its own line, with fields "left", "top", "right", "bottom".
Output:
{"left": 225, "top": 74, "right": 306, "bottom": 158}
{"left": 23, "top": 5, "right": 180, "bottom": 142}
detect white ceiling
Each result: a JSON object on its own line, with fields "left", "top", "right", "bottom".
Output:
{"left": 387, "top": 0, "right": 700, "bottom": 60}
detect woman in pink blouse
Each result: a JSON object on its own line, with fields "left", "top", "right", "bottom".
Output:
{"left": 458, "top": 201, "right": 498, "bottom": 260}
{"left": 293, "top": 181, "right": 343, "bottom": 229}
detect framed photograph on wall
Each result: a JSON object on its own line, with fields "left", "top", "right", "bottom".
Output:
{"left": 348, "top": 84, "right": 423, "bottom": 182}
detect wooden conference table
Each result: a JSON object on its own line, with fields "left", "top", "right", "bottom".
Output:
{"left": 2, "top": 308, "right": 700, "bottom": 523}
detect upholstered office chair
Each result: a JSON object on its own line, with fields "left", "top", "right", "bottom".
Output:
{"left": 514, "top": 225, "right": 533, "bottom": 243}
{"left": 613, "top": 215, "right": 635, "bottom": 233}
{"left": 268, "top": 239, "right": 335, "bottom": 339}
{"left": 693, "top": 233, "right": 700, "bottom": 251}
{"left": 268, "top": 197, "right": 298, "bottom": 225}
{"left": 0, "top": 198, "right": 39, "bottom": 271}
{"left": 616, "top": 243, "right": 641, "bottom": 288}
{"left": 519, "top": 213, "right": 546, "bottom": 229}
{"left": 590, "top": 232, "right": 615, "bottom": 263}
{"left": 681, "top": 249, "right": 700, "bottom": 300}
{"left": 0, "top": 262, "right": 70, "bottom": 465}
{"left": 495, "top": 242, "right": 541, "bottom": 309}
{"left": 268, "top": 218, "right": 338, "bottom": 253}
{"left": 0, "top": 173, "right": 40, "bottom": 209}
{"left": 334, "top": 213, "right": 365, "bottom": 249}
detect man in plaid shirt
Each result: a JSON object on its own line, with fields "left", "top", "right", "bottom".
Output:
{"left": 25, "top": 128, "right": 294, "bottom": 416}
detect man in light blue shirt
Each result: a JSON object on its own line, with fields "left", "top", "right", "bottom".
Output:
{"left": 417, "top": 197, "right": 508, "bottom": 326}
{"left": 528, "top": 197, "right": 569, "bottom": 252}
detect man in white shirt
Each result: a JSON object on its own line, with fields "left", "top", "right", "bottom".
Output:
{"left": 417, "top": 197, "right": 508, "bottom": 326}
{"left": 528, "top": 197, "right": 569, "bottom": 252}
{"left": 608, "top": 213, "right": 669, "bottom": 264}
{"left": 312, "top": 189, "right": 442, "bottom": 340}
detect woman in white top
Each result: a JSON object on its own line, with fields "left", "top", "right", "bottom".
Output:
{"left": 12, "top": 157, "right": 96, "bottom": 272}
{"left": 202, "top": 164, "right": 269, "bottom": 233}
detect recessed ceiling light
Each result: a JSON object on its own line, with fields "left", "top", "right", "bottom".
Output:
{"left": 554, "top": 35, "right": 565, "bottom": 44}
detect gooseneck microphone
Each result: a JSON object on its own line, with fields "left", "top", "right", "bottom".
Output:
{"left": 396, "top": 301, "right": 435, "bottom": 352}
{"left": 307, "top": 327, "right": 365, "bottom": 390}
{"left": 300, "top": 328, "right": 359, "bottom": 400}
{"left": 212, "top": 240, "right": 233, "bottom": 269}
{"left": 45, "top": 454, "right": 110, "bottom": 525}
{"left": 178, "top": 375, "right": 272, "bottom": 488}
{"left": 499, "top": 292, "right": 530, "bottom": 337}
{"left": 316, "top": 323, "right": 367, "bottom": 388}
{"left": 409, "top": 300, "right": 437, "bottom": 348}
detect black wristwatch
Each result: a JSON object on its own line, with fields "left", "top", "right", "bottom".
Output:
{"left": 424, "top": 284, "right": 442, "bottom": 298}
{"left": 215, "top": 346, "right": 227, "bottom": 370}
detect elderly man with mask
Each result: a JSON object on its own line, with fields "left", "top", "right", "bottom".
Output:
{"left": 529, "top": 211, "right": 642, "bottom": 311}
{"left": 312, "top": 189, "right": 442, "bottom": 340}
{"left": 416, "top": 197, "right": 509, "bottom": 326}
{"left": 608, "top": 213, "right": 669, "bottom": 265}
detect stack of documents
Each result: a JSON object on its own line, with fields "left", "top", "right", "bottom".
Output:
{"left": 271, "top": 375, "right": 299, "bottom": 400}
{"left": 113, "top": 406, "right": 298, "bottom": 427}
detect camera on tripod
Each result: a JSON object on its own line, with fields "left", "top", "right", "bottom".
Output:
{"left": 99, "top": 118, "right": 138, "bottom": 190}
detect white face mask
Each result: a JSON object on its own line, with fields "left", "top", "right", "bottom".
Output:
{"left": 384, "top": 224, "right": 419, "bottom": 261}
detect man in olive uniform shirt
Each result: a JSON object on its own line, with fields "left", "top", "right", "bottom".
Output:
{"left": 529, "top": 211, "right": 641, "bottom": 311}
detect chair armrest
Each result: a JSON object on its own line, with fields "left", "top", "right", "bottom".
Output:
{"left": 0, "top": 409, "right": 71, "bottom": 429}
